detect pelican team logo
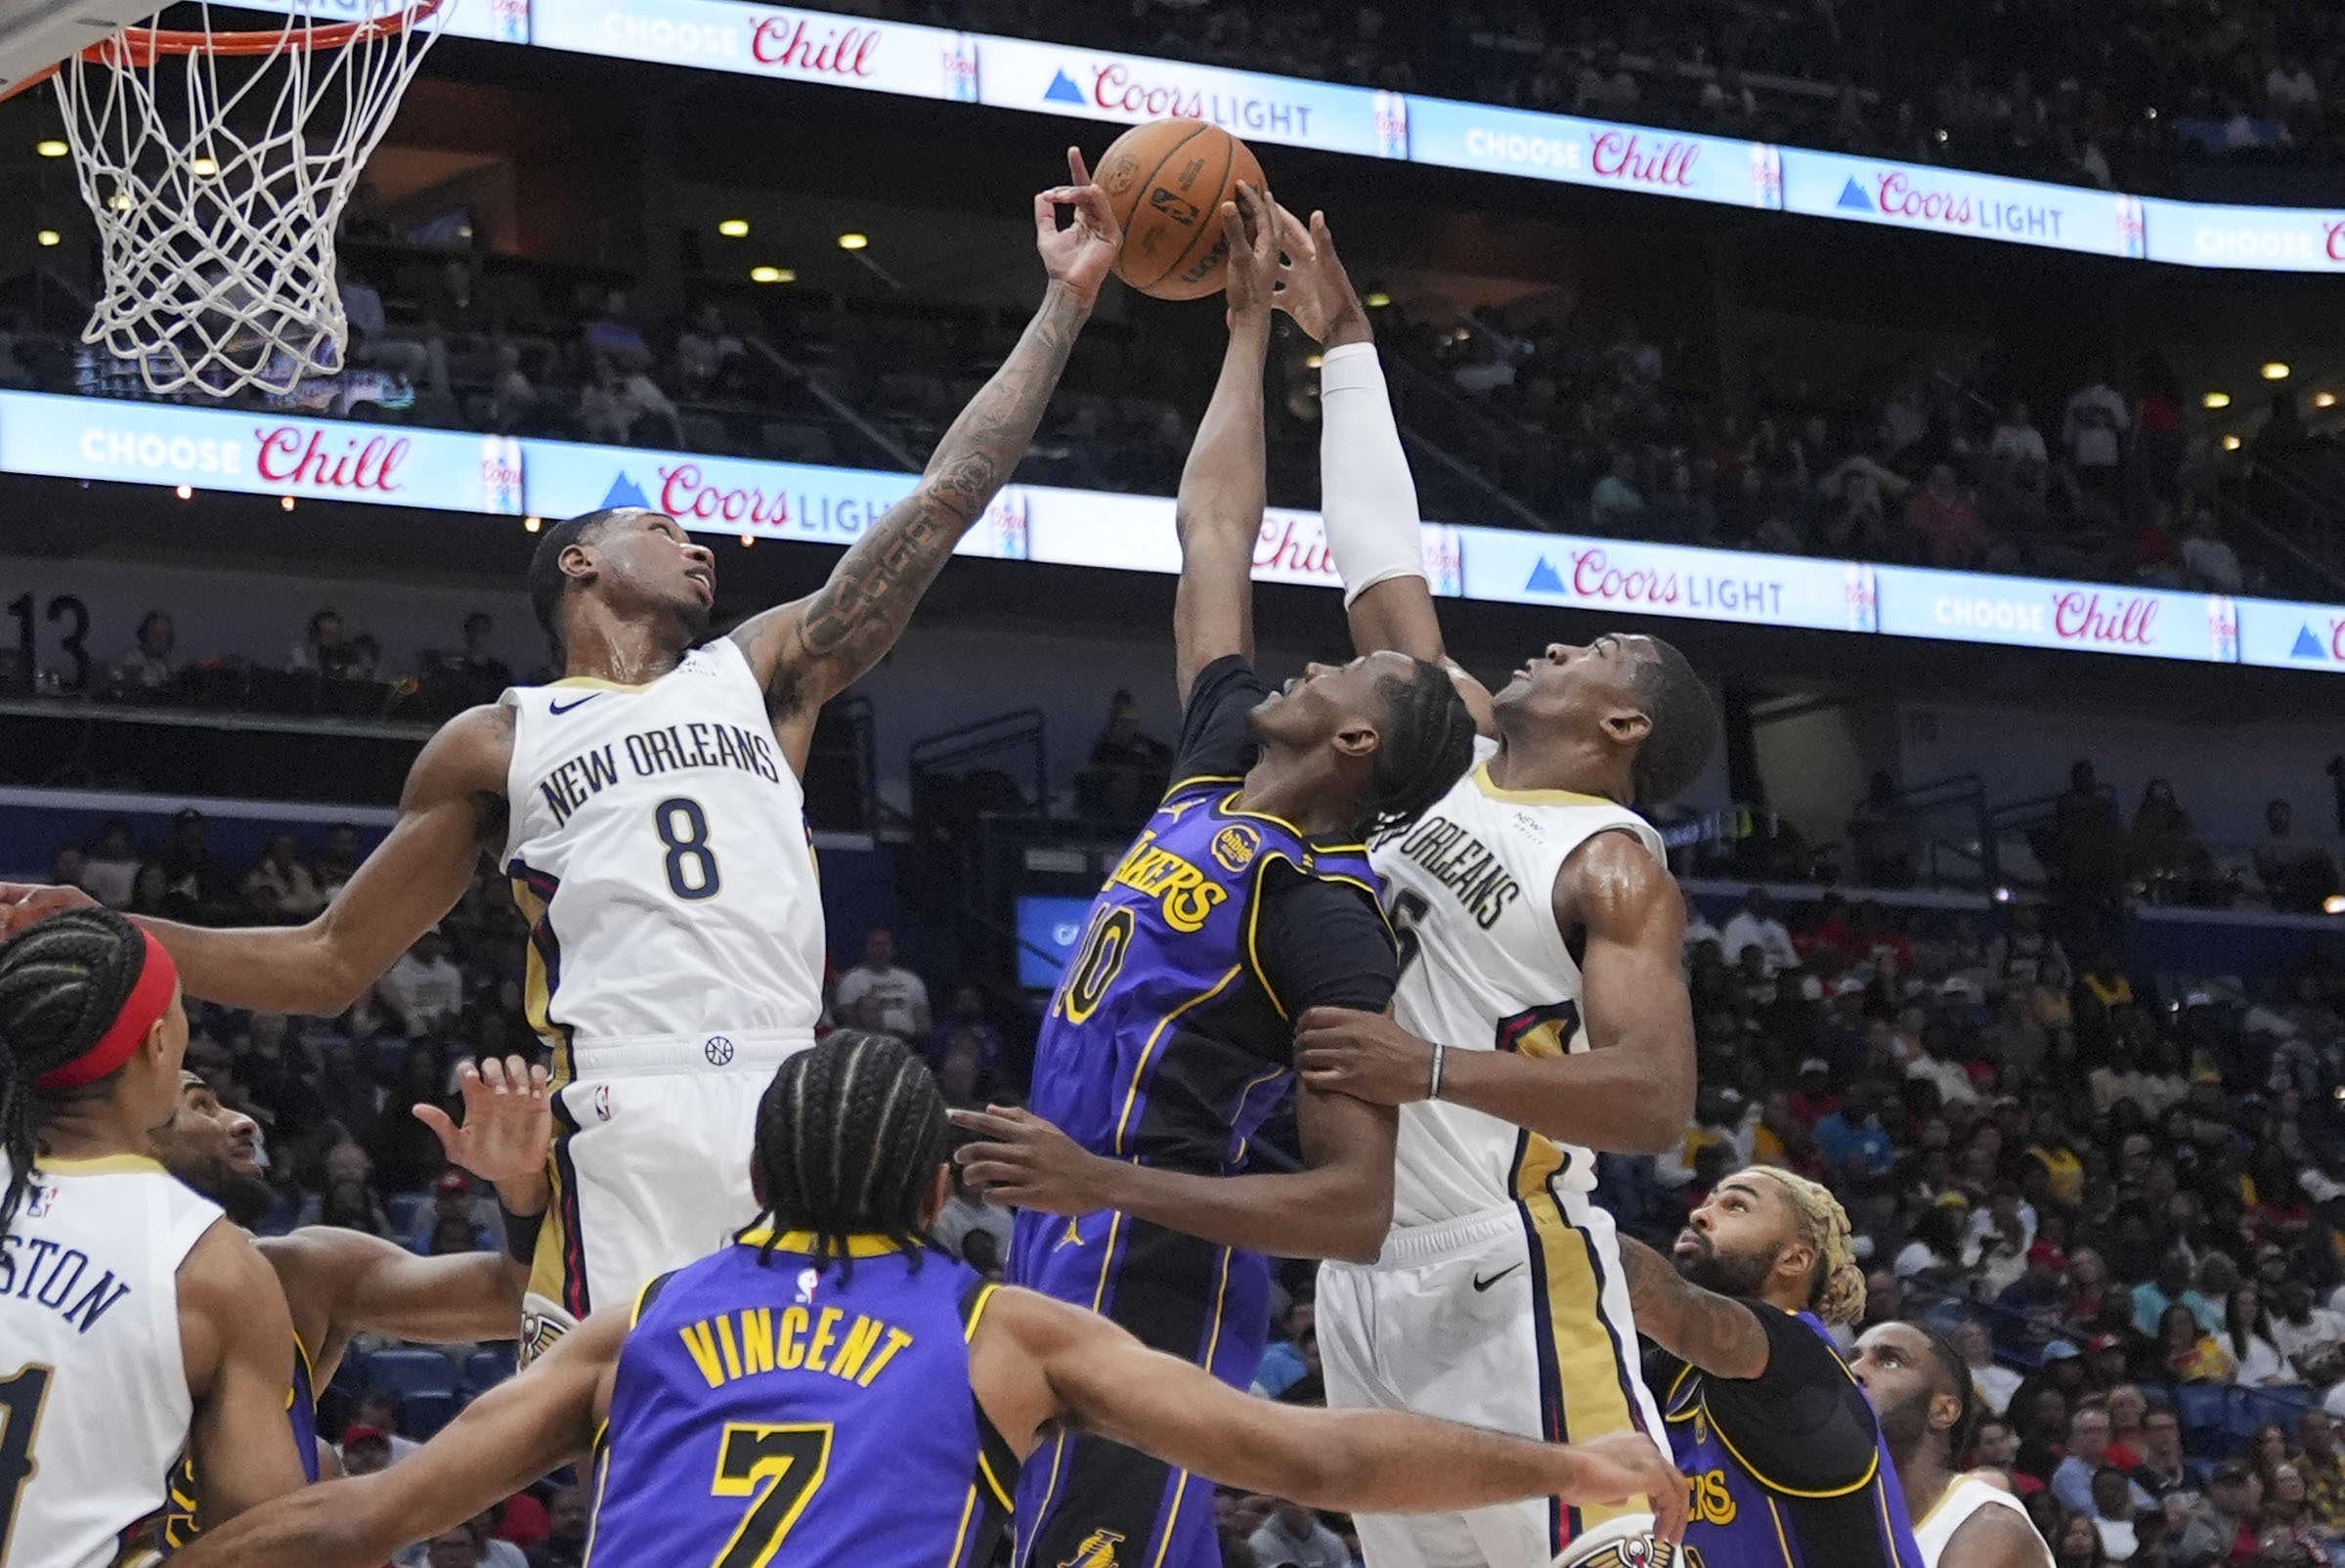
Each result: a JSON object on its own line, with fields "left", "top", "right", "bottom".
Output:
{"left": 1553, "top": 1516, "right": 1681, "bottom": 1568}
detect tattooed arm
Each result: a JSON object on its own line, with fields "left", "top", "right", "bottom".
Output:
{"left": 732, "top": 150, "right": 1121, "bottom": 775}
{"left": 1618, "top": 1235, "right": 1771, "bottom": 1380}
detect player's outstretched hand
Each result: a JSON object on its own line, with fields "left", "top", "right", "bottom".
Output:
{"left": 1560, "top": 1432, "right": 1689, "bottom": 1546}
{"left": 1035, "top": 146, "right": 1122, "bottom": 308}
{"left": 1220, "top": 180, "right": 1282, "bottom": 327}
{"left": 0, "top": 881, "right": 100, "bottom": 935}
{"left": 949, "top": 1103, "right": 1113, "bottom": 1215}
{"left": 1294, "top": 1006, "right": 1437, "bottom": 1106}
{"left": 1272, "top": 206, "right": 1371, "bottom": 350}
{"left": 414, "top": 1054, "right": 553, "bottom": 1187}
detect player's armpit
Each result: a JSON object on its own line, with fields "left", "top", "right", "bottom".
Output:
{"left": 138, "top": 702, "right": 508, "bottom": 1015}
{"left": 1941, "top": 1499, "right": 2054, "bottom": 1568}
{"left": 166, "top": 1305, "right": 625, "bottom": 1568}
{"left": 1616, "top": 1235, "right": 1771, "bottom": 1381}
{"left": 177, "top": 1220, "right": 309, "bottom": 1529}
{"left": 262, "top": 1228, "right": 525, "bottom": 1351}
{"left": 989, "top": 1287, "right": 1687, "bottom": 1528}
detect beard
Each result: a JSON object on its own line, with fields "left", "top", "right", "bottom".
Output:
{"left": 174, "top": 1151, "right": 279, "bottom": 1228}
{"left": 1872, "top": 1388, "right": 1931, "bottom": 1454}
{"left": 1673, "top": 1228, "right": 1780, "bottom": 1301}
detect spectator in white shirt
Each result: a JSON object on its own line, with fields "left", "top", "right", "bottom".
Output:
{"left": 1990, "top": 400, "right": 2050, "bottom": 495}
{"left": 2063, "top": 371, "right": 2131, "bottom": 487}
{"left": 833, "top": 928, "right": 933, "bottom": 1039}
{"left": 2180, "top": 506, "right": 2244, "bottom": 593}
{"left": 1719, "top": 886, "right": 1799, "bottom": 978}
{"left": 377, "top": 928, "right": 466, "bottom": 1036}
{"left": 1954, "top": 1317, "right": 2024, "bottom": 1416}
{"left": 79, "top": 818, "right": 143, "bottom": 908}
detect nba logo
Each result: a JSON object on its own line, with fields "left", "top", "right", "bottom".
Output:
{"left": 592, "top": 1084, "right": 614, "bottom": 1122}
{"left": 796, "top": 1268, "right": 819, "bottom": 1305}
{"left": 23, "top": 1182, "right": 55, "bottom": 1218}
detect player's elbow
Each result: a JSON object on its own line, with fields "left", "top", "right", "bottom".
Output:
{"left": 1319, "top": 1180, "right": 1392, "bottom": 1265}
{"left": 1620, "top": 1096, "right": 1691, "bottom": 1155}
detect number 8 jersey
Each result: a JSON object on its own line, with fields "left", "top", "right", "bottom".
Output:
{"left": 499, "top": 637, "right": 824, "bottom": 1065}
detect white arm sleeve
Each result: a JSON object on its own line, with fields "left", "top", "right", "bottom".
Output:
{"left": 1319, "top": 341, "right": 1426, "bottom": 607}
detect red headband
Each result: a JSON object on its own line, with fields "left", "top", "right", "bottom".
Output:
{"left": 35, "top": 928, "right": 178, "bottom": 1091}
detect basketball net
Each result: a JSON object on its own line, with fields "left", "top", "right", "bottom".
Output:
{"left": 53, "top": 0, "right": 447, "bottom": 396}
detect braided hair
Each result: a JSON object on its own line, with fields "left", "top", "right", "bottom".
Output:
{"left": 0, "top": 908, "right": 152, "bottom": 1244}
{"left": 746, "top": 1030, "right": 950, "bottom": 1280}
{"left": 1361, "top": 658, "right": 1480, "bottom": 839}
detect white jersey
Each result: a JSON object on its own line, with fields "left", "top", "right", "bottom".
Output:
{"left": 501, "top": 637, "right": 824, "bottom": 1065}
{"left": 0, "top": 1154, "right": 222, "bottom": 1568}
{"left": 1912, "top": 1473, "right": 2049, "bottom": 1568}
{"left": 1370, "top": 741, "right": 1665, "bottom": 1228}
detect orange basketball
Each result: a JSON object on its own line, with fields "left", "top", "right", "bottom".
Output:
{"left": 1092, "top": 118, "right": 1267, "bottom": 301}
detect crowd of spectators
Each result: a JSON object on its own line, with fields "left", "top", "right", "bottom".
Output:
{"left": 845, "top": 0, "right": 2345, "bottom": 190}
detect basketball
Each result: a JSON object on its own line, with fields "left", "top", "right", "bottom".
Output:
{"left": 1092, "top": 118, "right": 1267, "bottom": 301}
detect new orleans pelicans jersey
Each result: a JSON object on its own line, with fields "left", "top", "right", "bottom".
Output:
{"left": 1370, "top": 741, "right": 1665, "bottom": 1225}
{"left": 586, "top": 1234, "right": 1018, "bottom": 1568}
{"left": 1911, "top": 1475, "right": 2048, "bottom": 1568}
{"left": 0, "top": 1155, "right": 223, "bottom": 1568}
{"left": 500, "top": 636, "right": 823, "bottom": 1063}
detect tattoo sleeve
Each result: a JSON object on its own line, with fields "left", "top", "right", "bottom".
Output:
{"left": 778, "top": 282, "right": 1091, "bottom": 708}
{"left": 1618, "top": 1235, "right": 1772, "bottom": 1380}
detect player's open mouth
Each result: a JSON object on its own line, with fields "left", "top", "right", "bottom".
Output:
{"left": 685, "top": 571, "right": 714, "bottom": 602}
{"left": 1672, "top": 1228, "right": 1707, "bottom": 1260}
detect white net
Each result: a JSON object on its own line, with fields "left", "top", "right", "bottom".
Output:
{"left": 54, "top": 0, "right": 446, "bottom": 396}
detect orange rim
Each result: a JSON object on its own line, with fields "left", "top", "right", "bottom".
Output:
{"left": 94, "top": 0, "right": 445, "bottom": 62}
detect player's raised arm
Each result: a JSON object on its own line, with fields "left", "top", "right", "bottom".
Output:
{"left": 1274, "top": 205, "right": 1492, "bottom": 733}
{"left": 0, "top": 704, "right": 508, "bottom": 1015}
{"left": 730, "top": 150, "right": 1120, "bottom": 771}
{"left": 1616, "top": 1234, "right": 1771, "bottom": 1380}
{"left": 977, "top": 1286, "right": 1687, "bottom": 1534}
{"left": 164, "top": 1305, "right": 627, "bottom": 1568}
{"left": 178, "top": 1221, "right": 313, "bottom": 1528}
{"left": 1169, "top": 185, "right": 1278, "bottom": 705}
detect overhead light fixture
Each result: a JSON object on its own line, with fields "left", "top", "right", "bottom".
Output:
{"left": 190, "top": 155, "right": 218, "bottom": 178}
{"left": 34, "top": 229, "right": 59, "bottom": 247}
{"left": 1365, "top": 290, "right": 1392, "bottom": 309}
{"left": 749, "top": 265, "right": 795, "bottom": 283}
{"left": 2263, "top": 362, "right": 2290, "bottom": 380}
{"left": 107, "top": 190, "right": 131, "bottom": 212}
{"left": 2202, "top": 391, "right": 2231, "bottom": 409}
{"left": 281, "top": 495, "right": 296, "bottom": 511}
{"left": 837, "top": 232, "right": 868, "bottom": 250}
{"left": 717, "top": 218, "right": 750, "bottom": 238}
{"left": 739, "top": 533, "right": 755, "bottom": 546}
{"left": 524, "top": 515, "right": 543, "bottom": 533}
{"left": 34, "top": 139, "right": 66, "bottom": 158}
{"left": 2326, "top": 893, "right": 2345, "bottom": 915}
{"left": 2317, "top": 392, "right": 2338, "bottom": 410}
{"left": 2222, "top": 434, "right": 2243, "bottom": 451}
{"left": 175, "top": 484, "right": 193, "bottom": 501}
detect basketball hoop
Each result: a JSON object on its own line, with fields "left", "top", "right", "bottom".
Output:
{"left": 45, "top": 1, "right": 447, "bottom": 396}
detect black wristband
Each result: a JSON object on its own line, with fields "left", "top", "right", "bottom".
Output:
{"left": 499, "top": 1198, "right": 545, "bottom": 1266}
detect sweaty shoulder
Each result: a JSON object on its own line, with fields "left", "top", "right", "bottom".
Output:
{"left": 408, "top": 703, "right": 516, "bottom": 807}
{"left": 1943, "top": 1490, "right": 2052, "bottom": 1568}
{"left": 176, "top": 1218, "right": 289, "bottom": 1391}
{"left": 1553, "top": 820, "right": 1677, "bottom": 933}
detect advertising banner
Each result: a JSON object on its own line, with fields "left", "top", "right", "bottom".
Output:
{"left": 518, "top": 440, "right": 1025, "bottom": 557}
{"left": 1457, "top": 529, "right": 1876, "bottom": 632}
{"left": 0, "top": 392, "right": 523, "bottom": 514}
{"left": 1779, "top": 150, "right": 2144, "bottom": 256}
{"left": 2236, "top": 597, "right": 2345, "bottom": 672}
{"left": 241, "top": 0, "right": 529, "bottom": 44}
{"left": 1408, "top": 97, "right": 1781, "bottom": 209}
{"left": 530, "top": 0, "right": 972, "bottom": 100}
{"left": 1020, "top": 486, "right": 1460, "bottom": 593}
{"left": 1873, "top": 567, "right": 2236, "bottom": 662}
{"left": 973, "top": 35, "right": 1397, "bottom": 156}
{"left": 2140, "top": 198, "right": 2345, "bottom": 272}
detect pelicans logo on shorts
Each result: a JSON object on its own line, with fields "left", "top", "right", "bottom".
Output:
{"left": 1059, "top": 1528, "right": 1126, "bottom": 1568}
{"left": 1552, "top": 1517, "right": 1678, "bottom": 1568}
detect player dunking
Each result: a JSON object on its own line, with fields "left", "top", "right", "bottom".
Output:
{"left": 2, "top": 155, "right": 1124, "bottom": 1355}
{"left": 167, "top": 1032, "right": 1688, "bottom": 1568}
{"left": 1853, "top": 1323, "right": 2052, "bottom": 1568}
{"left": 948, "top": 187, "right": 1482, "bottom": 1568}
{"left": 0, "top": 908, "right": 308, "bottom": 1559}
{"left": 1262, "top": 206, "right": 1718, "bottom": 1568}
{"left": 1623, "top": 1167, "right": 1925, "bottom": 1568}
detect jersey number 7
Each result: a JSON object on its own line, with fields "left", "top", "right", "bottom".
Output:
{"left": 708, "top": 1421, "right": 832, "bottom": 1568}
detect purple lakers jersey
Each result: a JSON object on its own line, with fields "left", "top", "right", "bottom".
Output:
{"left": 1653, "top": 1307, "right": 1924, "bottom": 1568}
{"left": 586, "top": 1233, "right": 1017, "bottom": 1568}
{"left": 1025, "top": 777, "right": 1381, "bottom": 1174}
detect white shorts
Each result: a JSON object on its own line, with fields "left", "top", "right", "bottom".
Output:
{"left": 520, "top": 1031, "right": 809, "bottom": 1360}
{"left": 1317, "top": 1191, "right": 1665, "bottom": 1568}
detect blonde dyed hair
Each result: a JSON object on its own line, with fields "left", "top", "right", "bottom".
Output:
{"left": 1740, "top": 1166, "right": 1868, "bottom": 1326}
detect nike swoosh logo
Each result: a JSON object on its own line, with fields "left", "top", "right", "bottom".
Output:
{"left": 548, "top": 695, "right": 600, "bottom": 715}
{"left": 1472, "top": 1262, "right": 1524, "bottom": 1292}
